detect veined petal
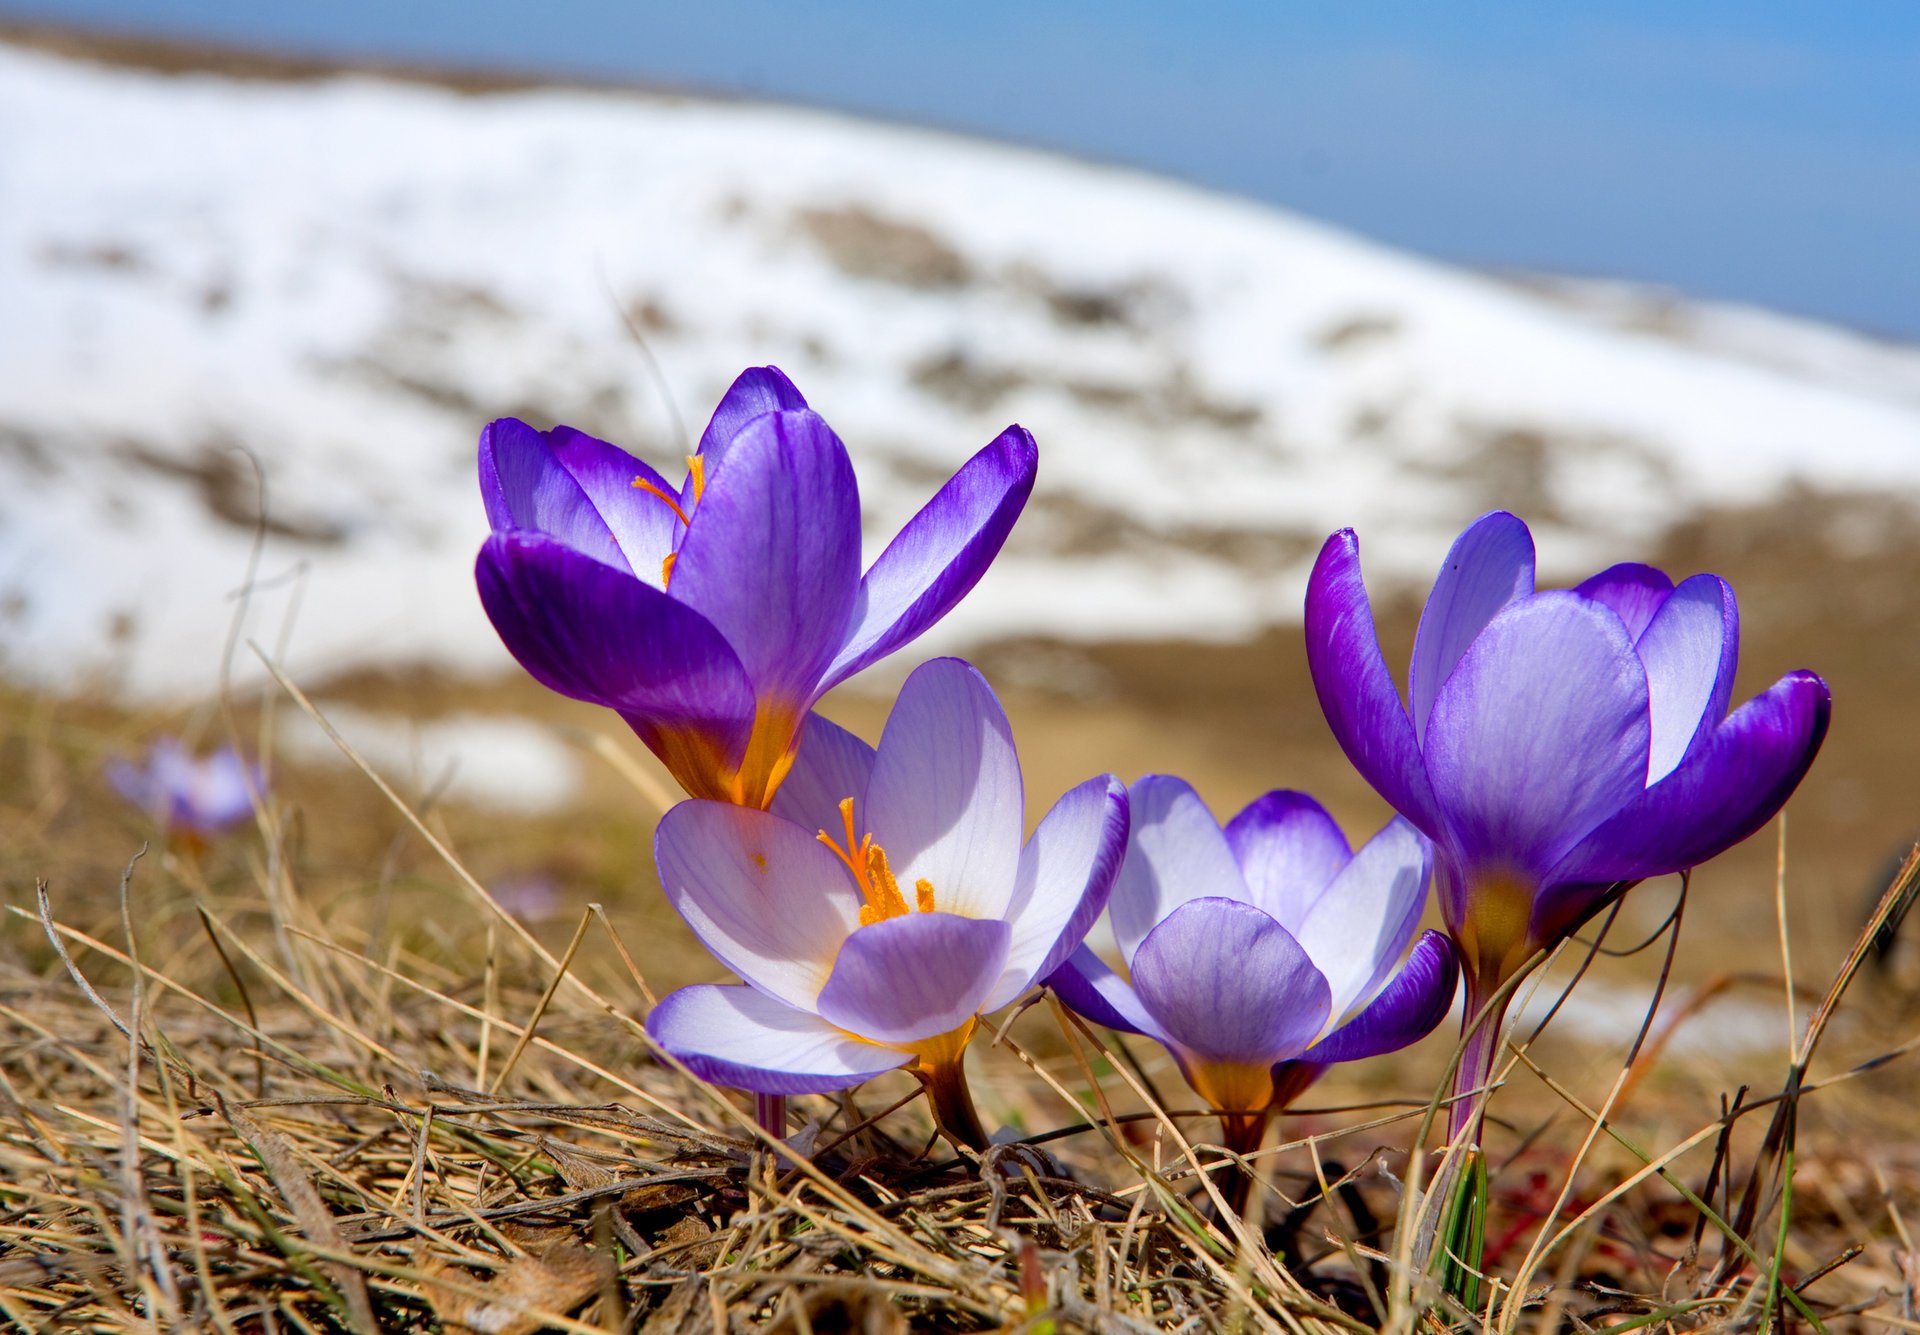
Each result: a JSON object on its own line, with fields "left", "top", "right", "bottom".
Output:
{"left": 692, "top": 365, "right": 809, "bottom": 484}
{"left": 1542, "top": 670, "right": 1830, "bottom": 905}
{"left": 1290, "top": 817, "right": 1431, "bottom": 1020}
{"left": 478, "top": 418, "right": 637, "bottom": 575}
{"left": 1423, "top": 591, "right": 1652, "bottom": 882}
{"left": 646, "top": 984, "right": 908, "bottom": 1096}
{"left": 815, "top": 912, "right": 1011, "bottom": 1045}
{"left": 476, "top": 531, "right": 755, "bottom": 736}
{"left": 821, "top": 426, "right": 1038, "bottom": 690}
{"left": 545, "top": 426, "right": 682, "bottom": 585}
{"left": 1224, "top": 789, "right": 1353, "bottom": 930}
{"left": 655, "top": 802, "right": 863, "bottom": 1009}
{"left": 1575, "top": 563, "right": 1674, "bottom": 641}
{"left": 1635, "top": 574, "right": 1739, "bottom": 782}
{"left": 982, "top": 775, "right": 1129, "bottom": 1011}
{"left": 1109, "top": 775, "right": 1248, "bottom": 966}
{"left": 1308, "top": 931, "right": 1458, "bottom": 1064}
{"left": 865, "top": 659, "right": 1024, "bottom": 920}
{"left": 1304, "top": 530, "right": 1442, "bottom": 835}
{"left": 770, "top": 712, "right": 878, "bottom": 836}
{"left": 1409, "top": 511, "right": 1535, "bottom": 742}
{"left": 1045, "top": 946, "right": 1169, "bottom": 1043}
{"left": 1130, "top": 898, "right": 1332, "bottom": 1068}
{"left": 669, "top": 409, "right": 861, "bottom": 702}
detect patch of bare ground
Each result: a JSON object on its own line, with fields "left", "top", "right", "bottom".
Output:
{"left": 794, "top": 206, "right": 974, "bottom": 291}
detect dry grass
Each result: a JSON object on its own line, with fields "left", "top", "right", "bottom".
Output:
{"left": 4, "top": 664, "right": 1920, "bottom": 1333}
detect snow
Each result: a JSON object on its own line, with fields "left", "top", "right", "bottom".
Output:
{"left": 4, "top": 42, "right": 1919, "bottom": 702}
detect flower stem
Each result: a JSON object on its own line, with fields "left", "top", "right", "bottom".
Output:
{"left": 1448, "top": 978, "right": 1511, "bottom": 1149}
{"left": 1218, "top": 1110, "right": 1269, "bottom": 1220}
{"left": 754, "top": 1092, "right": 787, "bottom": 1142}
{"left": 921, "top": 1059, "right": 989, "bottom": 1153}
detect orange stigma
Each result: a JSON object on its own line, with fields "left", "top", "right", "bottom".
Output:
{"left": 817, "top": 796, "right": 938, "bottom": 926}
{"left": 632, "top": 455, "right": 710, "bottom": 588}
{"left": 630, "top": 475, "right": 691, "bottom": 525}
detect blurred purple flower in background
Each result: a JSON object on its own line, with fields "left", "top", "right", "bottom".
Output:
{"left": 1304, "top": 509, "right": 1829, "bottom": 1140}
{"left": 107, "top": 738, "right": 260, "bottom": 840}
{"left": 645, "top": 658, "right": 1127, "bottom": 1149}
{"left": 476, "top": 366, "right": 1037, "bottom": 809}
{"left": 1050, "top": 777, "right": 1456, "bottom": 1158}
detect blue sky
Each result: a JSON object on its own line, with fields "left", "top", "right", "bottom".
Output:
{"left": 9, "top": 1, "right": 1919, "bottom": 337}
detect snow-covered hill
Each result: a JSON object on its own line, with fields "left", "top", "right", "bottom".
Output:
{"left": 4, "top": 39, "right": 1918, "bottom": 701}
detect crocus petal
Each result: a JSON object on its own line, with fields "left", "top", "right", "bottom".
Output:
{"left": 821, "top": 426, "right": 1039, "bottom": 690}
{"left": 982, "top": 775, "right": 1129, "bottom": 1011}
{"left": 655, "top": 801, "right": 864, "bottom": 1009}
{"left": 478, "top": 418, "right": 638, "bottom": 575}
{"left": 769, "top": 712, "right": 877, "bottom": 836}
{"left": 545, "top": 426, "right": 683, "bottom": 584}
{"left": 1408, "top": 511, "right": 1535, "bottom": 742}
{"left": 1224, "top": 789, "right": 1353, "bottom": 930}
{"left": 1575, "top": 563, "right": 1674, "bottom": 641}
{"left": 692, "top": 365, "right": 809, "bottom": 479}
{"left": 1290, "top": 817, "right": 1431, "bottom": 1020}
{"left": 1044, "top": 946, "right": 1170, "bottom": 1043}
{"left": 194, "top": 749, "right": 259, "bottom": 828}
{"left": 1130, "top": 898, "right": 1332, "bottom": 1067}
{"left": 1109, "top": 775, "right": 1248, "bottom": 965}
{"left": 1635, "top": 574, "right": 1739, "bottom": 782}
{"left": 815, "top": 912, "right": 1011, "bottom": 1045}
{"left": 1423, "top": 592, "right": 1652, "bottom": 881}
{"left": 647, "top": 984, "right": 908, "bottom": 1096}
{"left": 106, "top": 756, "right": 154, "bottom": 811}
{"left": 1304, "top": 530, "right": 1442, "bottom": 835}
{"left": 1543, "top": 670, "right": 1830, "bottom": 899}
{"left": 475, "top": 532, "right": 756, "bottom": 740}
{"left": 865, "top": 659, "right": 1024, "bottom": 920}
{"left": 1308, "top": 931, "right": 1459, "bottom": 1064}
{"left": 668, "top": 409, "right": 861, "bottom": 702}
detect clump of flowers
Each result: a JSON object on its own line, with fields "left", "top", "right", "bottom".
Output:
{"left": 107, "top": 738, "right": 260, "bottom": 846}
{"left": 1303, "top": 510, "right": 1830, "bottom": 1143}
{"left": 644, "top": 658, "right": 1127, "bottom": 1149}
{"left": 475, "top": 366, "right": 1036, "bottom": 809}
{"left": 1050, "top": 777, "right": 1456, "bottom": 1166}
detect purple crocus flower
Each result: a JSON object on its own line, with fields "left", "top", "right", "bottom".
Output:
{"left": 107, "top": 738, "right": 260, "bottom": 840}
{"left": 1050, "top": 777, "right": 1457, "bottom": 1158}
{"left": 644, "top": 658, "right": 1128, "bottom": 1149}
{"left": 476, "top": 366, "right": 1036, "bottom": 809}
{"left": 1304, "top": 510, "right": 1829, "bottom": 1138}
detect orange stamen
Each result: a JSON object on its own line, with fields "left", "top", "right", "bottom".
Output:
{"left": 915, "top": 879, "right": 936, "bottom": 913}
{"left": 660, "top": 552, "right": 677, "bottom": 586}
{"left": 816, "top": 795, "right": 930, "bottom": 925}
{"left": 687, "top": 453, "right": 706, "bottom": 502}
{"left": 631, "top": 474, "right": 692, "bottom": 526}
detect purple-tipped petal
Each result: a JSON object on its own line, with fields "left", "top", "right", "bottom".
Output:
{"left": 1308, "top": 931, "right": 1459, "bottom": 1064}
{"left": 1635, "top": 574, "right": 1739, "bottom": 782}
{"left": 1109, "top": 776, "right": 1247, "bottom": 965}
{"left": 1409, "top": 511, "right": 1535, "bottom": 742}
{"left": 1543, "top": 670, "right": 1831, "bottom": 898}
{"left": 1291, "top": 817, "right": 1431, "bottom": 1019}
{"left": 476, "top": 532, "right": 756, "bottom": 738}
{"left": 1224, "top": 789, "right": 1353, "bottom": 930}
{"left": 1130, "top": 898, "right": 1332, "bottom": 1067}
{"left": 693, "top": 365, "right": 809, "bottom": 480}
{"left": 1304, "top": 531, "right": 1442, "bottom": 835}
{"left": 656, "top": 802, "right": 864, "bottom": 1009}
{"left": 1046, "top": 946, "right": 1171, "bottom": 1043}
{"left": 983, "top": 775, "right": 1129, "bottom": 1010}
{"left": 545, "top": 426, "right": 683, "bottom": 584}
{"left": 479, "top": 418, "right": 654, "bottom": 576}
{"left": 769, "top": 712, "right": 878, "bottom": 836}
{"left": 1575, "top": 563, "right": 1674, "bottom": 641}
{"left": 669, "top": 409, "right": 861, "bottom": 702}
{"left": 193, "top": 748, "right": 260, "bottom": 829}
{"left": 1423, "top": 592, "right": 1652, "bottom": 881}
{"left": 865, "top": 659, "right": 1024, "bottom": 920}
{"left": 815, "top": 912, "right": 1011, "bottom": 1045}
{"left": 647, "top": 984, "right": 909, "bottom": 1096}
{"left": 821, "top": 426, "right": 1039, "bottom": 690}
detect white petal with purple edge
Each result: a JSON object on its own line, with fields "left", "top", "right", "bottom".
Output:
{"left": 815, "top": 913, "right": 1011, "bottom": 1045}
{"left": 1409, "top": 511, "right": 1535, "bottom": 742}
{"left": 646, "top": 984, "right": 908, "bottom": 1096}
{"left": 1635, "top": 574, "right": 1738, "bottom": 782}
{"left": 982, "top": 775, "right": 1128, "bottom": 1011}
{"left": 1290, "top": 817, "right": 1431, "bottom": 1021}
{"left": 1224, "top": 790, "right": 1353, "bottom": 931}
{"left": 655, "top": 802, "right": 863, "bottom": 1009}
{"left": 864, "top": 660, "right": 1024, "bottom": 920}
{"left": 1046, "top": 946, "right": 1170, "bottom": 1042}
{"left": 1575, "top": 563, "right": 1674, "bottom": 642}
{"left": 1109, "top": 776, "right": 1247, "bottom": 965}
{"left": 770, "top": 712, "right": 878, "bottom": 837}
{"left": 1308, "top": 931, "right": 1459, "bottom": 1063}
